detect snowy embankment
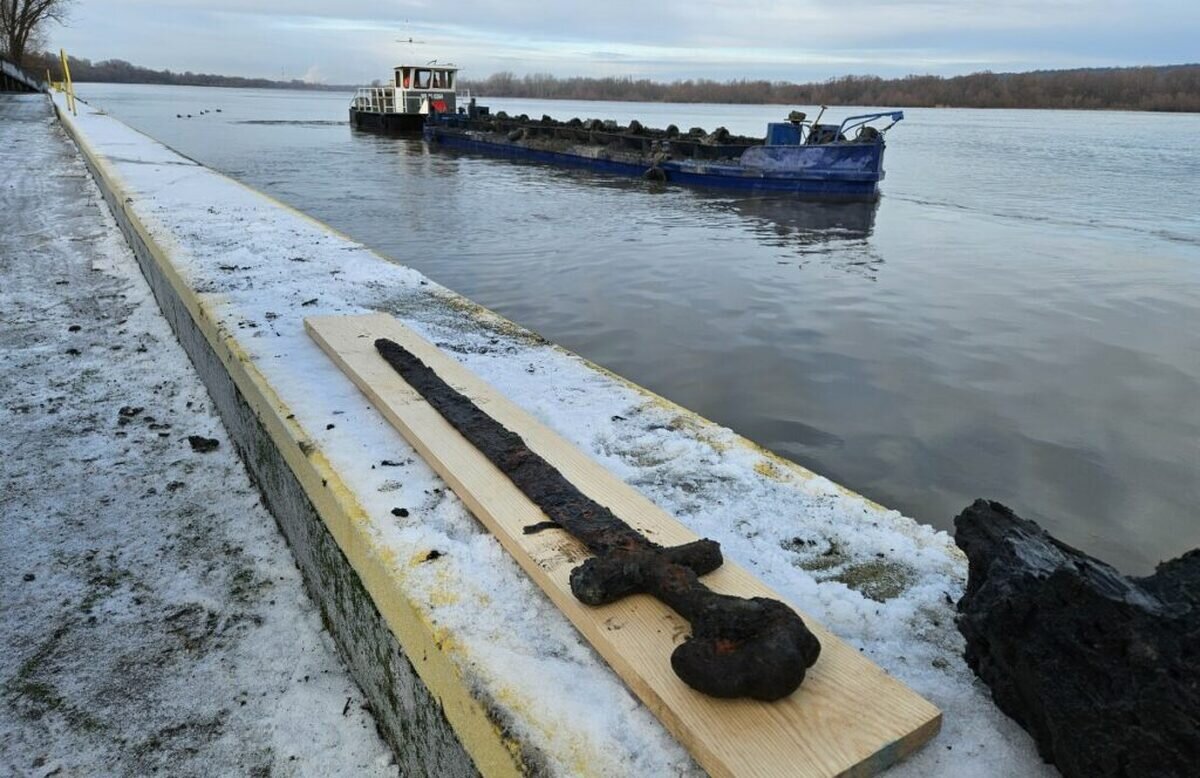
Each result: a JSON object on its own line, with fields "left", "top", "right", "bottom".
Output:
{"left": 0, "top": 93, "right": 393, "bottom": 775}
{"left": 47, "top": 91, "right": 1051, "bottom": 776}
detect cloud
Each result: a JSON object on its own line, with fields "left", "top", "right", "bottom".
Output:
{"left": 51, "top": 0, "right": 1198, "bottom": 84}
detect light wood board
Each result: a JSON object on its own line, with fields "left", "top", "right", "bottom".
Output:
{"left": 306, "top": 312, "right": 941, "bottom": 778}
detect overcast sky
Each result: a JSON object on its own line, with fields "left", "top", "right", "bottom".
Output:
{"left": 53, "top": 1, "right": 1198, "bottom": 84}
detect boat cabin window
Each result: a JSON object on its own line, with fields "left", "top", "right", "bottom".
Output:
{"left": 396, "top": 68, "right": 455, "bottom": 91}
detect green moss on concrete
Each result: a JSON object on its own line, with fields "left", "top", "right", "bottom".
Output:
{"left": 831, "top": 560, "right": 917, "bottom": 603}
{"left": 780, "top": 536, "right": 917, "bottom": 602}
{"left": 6, "top": 624, "right": 105, "bottom": 733}
{"left": 378, "top": 289, "right": 548, "bottom": 348}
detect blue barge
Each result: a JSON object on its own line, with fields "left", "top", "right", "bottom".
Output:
{"left": 422, "top": 109, "right": 904, "bottom": 201}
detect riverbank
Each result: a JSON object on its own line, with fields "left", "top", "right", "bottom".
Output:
{"left": 30, "top": 88, "right": 1061, "bottom": 774}
{"left": 0, "top": 93, "right": 393, "bottom": 774}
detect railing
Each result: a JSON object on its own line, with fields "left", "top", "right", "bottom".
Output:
{"left": 57, "top": 49, "right": 76, "bottom": 115}
{"left": 352, "top": 85, "right": 473, "bottom": 115}
{"left": 352, "top": 87, "right": 395, "bottom": 114}
{"left": 836, "top": 111, "right": 904, "bottom": 140}
{"left": 1, "top": 57, "right": 48, "bottom": 93}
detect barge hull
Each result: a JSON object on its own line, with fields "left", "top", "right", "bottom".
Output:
{"left": 425, "top": 126, "right": 885, "bottom": 201}
{"left": 662, "top": 166, "right": 881, "bottom": 200}
{"left": 350, "top": 108, "right": 425, "bottom": 134}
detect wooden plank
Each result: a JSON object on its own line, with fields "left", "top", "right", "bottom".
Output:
{"left": 306, "top": 312, "right": 941, "bottom": 778}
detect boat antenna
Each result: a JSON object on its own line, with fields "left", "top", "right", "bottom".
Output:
{"left": 395, "top": 18, "right": 426, "bottom": 52}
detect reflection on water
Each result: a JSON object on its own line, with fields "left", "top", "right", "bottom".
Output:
{"left": 76, "top": 83, "right": 1200, "bottom": 574}
{"left": 412, "top": 134, "right": 884, "bottom": 274}
{"left": 720, "top": 196, "right": 877, "bottom": 240}
{"left": 700, "top": 195, "right": 881, "bottom": 276}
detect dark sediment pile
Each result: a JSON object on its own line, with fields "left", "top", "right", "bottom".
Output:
{"left": 955, "top": 499, "right": 1199, "bottom": 777}
{"left": 467, "top": 111, "right": 762, "bottom": 164}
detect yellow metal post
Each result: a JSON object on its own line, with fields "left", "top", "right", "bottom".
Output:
{"left": 59, "top": 49, "right": 76, "bottom": 115}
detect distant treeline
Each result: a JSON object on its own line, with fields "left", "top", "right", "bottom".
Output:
{"left": 28, "top": 51, "right": 1200, "bottom": 112}
{"left": 30, "top": 52, "right": 352, "bottom": 91}
{"left": 464, "top": 65, "right": 1200, "bottom": 112}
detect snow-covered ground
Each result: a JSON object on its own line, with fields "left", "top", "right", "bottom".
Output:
{"left": 25, "top": 89, "right": 1055, "bottom": 776}
{"left": 0, "top": 94, "right": 395, "bottom": 776}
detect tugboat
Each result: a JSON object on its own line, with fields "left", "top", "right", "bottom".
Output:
{"left": 349, "top": 61, "right": 464, "bottom": 133}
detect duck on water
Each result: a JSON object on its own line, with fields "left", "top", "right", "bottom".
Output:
{"left": 349, "top": 62, "right": 904, "bottom": 202}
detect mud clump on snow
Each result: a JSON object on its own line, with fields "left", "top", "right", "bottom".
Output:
{"left": 956, "top": 499, "right": 1200, "bottom": 778}
{"left": 187, "top": 434, "right": 220, "bottom": 453}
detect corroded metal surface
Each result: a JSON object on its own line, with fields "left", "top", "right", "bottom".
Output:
{"left": 376, "top": 337, "right": 821, "bottom": 700}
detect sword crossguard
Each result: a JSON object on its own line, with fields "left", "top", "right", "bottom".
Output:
{"left": 570, "top": 539, "right": 723, "bottom": 604}
{"left": 571, "top": 539, "right": 820, "bottom": 700}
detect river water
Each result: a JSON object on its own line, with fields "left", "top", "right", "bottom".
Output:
{"left": 74, "top": 82, "right": 1200, "bottom": 574}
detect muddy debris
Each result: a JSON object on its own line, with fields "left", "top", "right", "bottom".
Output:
{"left": 375, "top": 337, "right": 820, "bottom": 700}
{"left": 187, "top": 435, "right": 220, "bottom": 453}
{"left": 523, "top": 521, "right": 562, "bottom": 535}
{"left": 955, "top": 500, "right": 1200, "bottom": 778}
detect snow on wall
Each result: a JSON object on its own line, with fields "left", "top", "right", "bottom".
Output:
{"left": 53, "top": 93, "right": 1052, "bottom": 777}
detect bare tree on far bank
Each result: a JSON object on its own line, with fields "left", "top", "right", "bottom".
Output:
{"left": 0, "top": 0, "right": 72, "bottom": 66}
